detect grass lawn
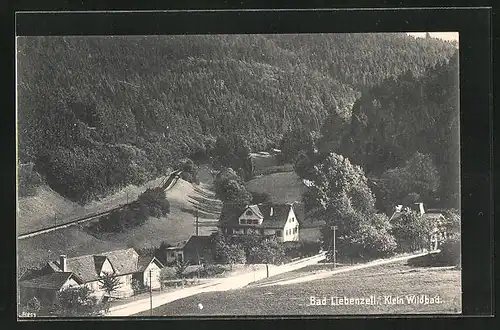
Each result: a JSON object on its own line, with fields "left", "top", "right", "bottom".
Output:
{"left": 135, "top": 260, "right": 461, "bottom": 316}
{"left": 246, "top": 172, "right": 307, "bottom": 204}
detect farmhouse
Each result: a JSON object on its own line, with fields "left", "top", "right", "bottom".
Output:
{"left": 165, "top": 235, "right": 215, "bottom": 265}
{"left": 389, "top": 202, "right": 447, "bottom": 250}
{"left": 219, "top": 202, "right": 301, "bottom": 243}
{"left": 19, "top": 248, "right": 164, "bottom": 305}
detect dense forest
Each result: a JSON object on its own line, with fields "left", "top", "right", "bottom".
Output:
{"left": 17, "top": 34, "right": 457, "bottom": 203}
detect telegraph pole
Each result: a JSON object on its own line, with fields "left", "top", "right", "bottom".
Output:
{"left": 149, "top": 270, "right": 153, "bottom": 316}
{"left": 195, "top": 210, "right": 199, "bottom": 236}
{"left": 330, "top": 225, "right": 337, "bottom": 269}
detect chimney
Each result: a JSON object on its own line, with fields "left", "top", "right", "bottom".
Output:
{"left": 60, "top": 255, "right": 67, "bottom": 272}
{"left": 270, "top": 206, "right": 273, "bottom": 216}
{"left": 415, "top": 202, "right": 425, "bottom": 215}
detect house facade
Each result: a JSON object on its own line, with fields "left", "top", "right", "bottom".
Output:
{"left": 19, "top": 248, "right": 164, "bottom": 306}
{"left": 219, "top": 202, "right": 300, "bottom": 242}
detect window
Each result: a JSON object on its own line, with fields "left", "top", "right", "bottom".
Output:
{"left": 240, "top": 219, "right": 247, "bottom": 224}
{"left": 276, "top": 230, "right": 282, "bottom": 236}
{"left": 252, "top": 220, "right": 259, "bottom": 225}
{"left": 246, "top": 210, "right": 253, "bottom": 216}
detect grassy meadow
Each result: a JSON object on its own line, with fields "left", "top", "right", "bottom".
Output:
{"left": 135, "top": 260, "right": 461, "bottom": 316}
{"left": 245, "top": 171, "right": 307, "bottom": 204}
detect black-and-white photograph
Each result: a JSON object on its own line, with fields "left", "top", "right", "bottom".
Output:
{"left": 16, "top": 31, "right": 461, "bottom": 318}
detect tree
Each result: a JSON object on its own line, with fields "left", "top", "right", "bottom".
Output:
{"left": 280, "top": 128, "right": 316, "bottom": 164}
{"left": 174, "top": 259, "right": 190, "bottom": 278}
{"left": 247, "top": 237, "right": 285, "bottom": 264}
{"left": 212, "top": 134, "right": 251, "bottom": 171}
{"left": 303, "top": 153, "right": 396, "bottom": 259}
{"left": 379, "top": 152, "right": 440, "bottom": 214}
{"left": 391, "top": 209, "right": 437, "bottom": 252}
{"left": 98, "top": 272, "right": 122, "bottom": 299}
{"left": 442, "top": 209, "right": 460, "bottom": 234}
{"left": 176, "top": 158, "right": 199, "bottom": 184}
{"left": 213, "top": 232, "right": 246, "bottom": 269}
{"left": 55, "top": 286, "right": 108, "bottom": 317}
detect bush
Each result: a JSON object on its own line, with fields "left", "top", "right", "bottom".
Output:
{"left": 92, "top": 187, "right": 170, "bottom": 233}
{"left": 137, "top": 187, "right": 170, "bottom": 216}
{"left": 54, "top": 286, "right": 108, "bottom": 317}
{"left": 177, "top": 158, "right": 200, "bottom": 184}
{"left": 439, "top": 234, "right": 461, "bottom": 266}
{"left": 283, "top": 241, "right": 321, "bottom": 258}
{"left": 391, "top": 210, "right": 436, "bottom": 253}
{"left": 199, "top": 264, "right": 227, "bottom": 277}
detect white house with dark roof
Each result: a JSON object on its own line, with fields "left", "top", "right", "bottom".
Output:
{"left": 19, "top": 248, "right": 164, "bottom": 306}
{"left": 219, "top": 202, "right": 301, "bottom": 242}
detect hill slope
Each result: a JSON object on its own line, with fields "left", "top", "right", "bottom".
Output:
{"left": 18, "top": 179, "right": 221, "bottom": 275}
{"left": 17, "top": 34, "right": 457, "bottom": 203}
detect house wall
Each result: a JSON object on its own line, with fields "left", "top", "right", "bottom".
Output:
{"left": 238, "top": 209, "right": 263, "bottom": 225}
{"left": 282, "top": 208, "right": 299, "bottom": 242}
{"left": 143, "top": 262, "right": 162, "bottom": 290}
{"left": 166, "top": 249, "right": 184, "bottom": 264}
{"left": 114, "top": 274, "right": 134, "bottom": 298}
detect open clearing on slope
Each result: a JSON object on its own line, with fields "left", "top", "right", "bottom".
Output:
{"left": 17, "top": 174, "right": 171, "bottom": 235}
{"left": 246, "top": 171, "right": 307, "bottom": 204}
{"left": 136, "top": 260, "right": 461, "bottom": 316}
{"left": 18, "top": 178, "right": 221, "bottom": 275}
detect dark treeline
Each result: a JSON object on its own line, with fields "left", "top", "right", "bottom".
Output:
{"left": 336, "top": 51, "right": 460, "bottom": 210}
{"left": 17, "top": 34, "right": 456, "bottom": 203}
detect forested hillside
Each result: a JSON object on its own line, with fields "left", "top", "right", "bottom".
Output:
{"left": 17, "top": 34, "right": 457, "bottom": 203}
{"left": 326, "top": 51, "right": 460, "bottom": 210}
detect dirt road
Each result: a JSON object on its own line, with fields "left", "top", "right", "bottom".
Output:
{"left": 254, "top": 250, "right": 438, "bottom": 288}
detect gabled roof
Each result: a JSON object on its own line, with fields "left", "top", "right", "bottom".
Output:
{"left": 184, "top": 235, "right": 214, "bottom": 250}
{"left": 19, "top": 272, "right": 83, "bottom": 290}
{"left": 49, "top": 248, "right": 141, "bottom": 282}
{"left": 93, "top": 255, "right": 109, "bottom": 274}
{"left": 245, "top": 205, "right": 263, "bottom": 218}
{"left": 99, "top": 248, "right": 139, "bottom": 275}
{"left": 137, "top": 255, "right": 165, "bottom": 272}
